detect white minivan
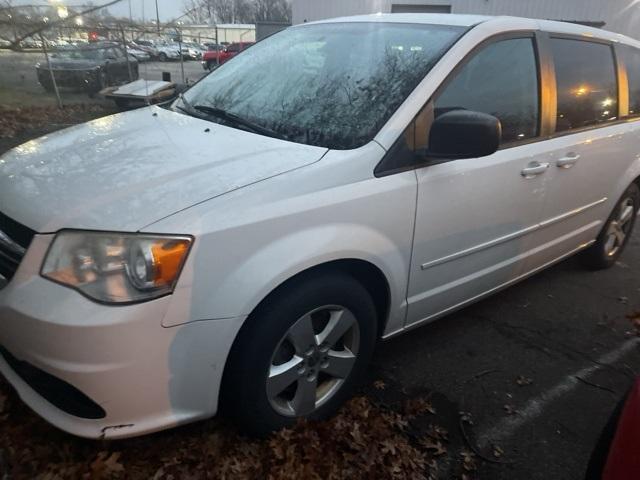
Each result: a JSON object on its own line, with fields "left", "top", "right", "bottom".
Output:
{"left": 1, "top": 14, "right": 639, "bottom": 438}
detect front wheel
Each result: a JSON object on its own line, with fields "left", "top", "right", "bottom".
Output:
{"left": 582, "top": 183, "right": 639, "bottom": 269}
{"left": 222, "top": 272, "right": 377, "bottom": 436}
{"left": 159, "top": 52, "right": 167, "bottom": 62}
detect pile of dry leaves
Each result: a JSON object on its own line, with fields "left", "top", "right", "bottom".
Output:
{"left": 0, "top": 104, "right": 115, "bottom": 139}
{"left": 0, "top": 375, "right": 480, "bottom": 480}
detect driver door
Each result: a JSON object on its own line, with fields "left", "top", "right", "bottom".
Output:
{"left": 405, "top": 35, "right": 550, "bottom": 326}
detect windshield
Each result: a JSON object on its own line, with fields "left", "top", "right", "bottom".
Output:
{"left": 181, "top": 22, "right": 465, "bottom": 149}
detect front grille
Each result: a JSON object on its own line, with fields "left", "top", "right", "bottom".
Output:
{"left": 0, "top": 211, "right": 35, "bottom": 284}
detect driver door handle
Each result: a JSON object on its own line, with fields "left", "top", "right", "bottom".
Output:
{"left": 557, "top": 153, "right": 580, "bottom": 169}
{"left": 521, "top": 161, "right": 550, "bottom": 178}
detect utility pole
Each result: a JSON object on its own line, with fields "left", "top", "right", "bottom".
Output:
{"left": 155, "top": 0, "right": 160, "bottom": 34}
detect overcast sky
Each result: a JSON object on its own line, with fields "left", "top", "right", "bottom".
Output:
{"left": 12, "top": 0, "right": 186, "bottom": 22}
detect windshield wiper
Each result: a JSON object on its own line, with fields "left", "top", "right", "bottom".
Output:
{"left": 174, "top": 95, "right": 288, "bottom": 141}
{"left": 193, "top": 104, "right": 288, "bottom": 141}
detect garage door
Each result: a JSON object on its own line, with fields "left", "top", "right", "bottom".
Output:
{"left": 391, "top": 4, "right": 451, "bottom": 13}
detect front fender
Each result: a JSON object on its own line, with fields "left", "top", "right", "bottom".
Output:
{"left": 162, "top": 223, "right": 410, "bottom": 334}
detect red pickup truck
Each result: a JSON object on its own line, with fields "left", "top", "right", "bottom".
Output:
{"left": 201, "top": 42, "right": 255, "bottom": 70}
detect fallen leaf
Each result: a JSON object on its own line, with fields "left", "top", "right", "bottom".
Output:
{"left": 492, "top": 445, "right": 505, "bottom": 458}
{"left": 90, "top": 451, "right": 124, "bottom": 479}
{"left": 516, "top": 375, "right": 533, "bottom": 386}
{"left": 503, "top": 404, "right": 516, "bottom": 415}
{"left": 459, "top": 411, "right": 474, "bottom": 425}
{"left": 405, "top": 397, "right": 436, "bottom": 416}
{"left": 461, "top": 450, "right": 477, "bottom": 472}
{"left": 420, "top": 438, "right": 447, "bottom": 456}
{"left": 373, "top": 379, "right": 386, "bottom": 390}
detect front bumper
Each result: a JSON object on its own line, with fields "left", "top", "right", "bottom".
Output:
{"left": 0, "top": 234, "right": 244, "bottom": 439}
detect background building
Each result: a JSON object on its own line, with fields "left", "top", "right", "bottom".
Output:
{"left": 292, "top": 0, "right": 640, "bottom": 39}
{"left": 176, "top": 24, "right": 256, "bottom": 44}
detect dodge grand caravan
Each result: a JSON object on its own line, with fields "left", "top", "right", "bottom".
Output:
{"left": 1, "top": 14, "right": 639, "bottom": 438}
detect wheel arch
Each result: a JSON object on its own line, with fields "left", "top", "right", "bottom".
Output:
{"left": 241, "top": 258, "right": 391, "bottom": 340}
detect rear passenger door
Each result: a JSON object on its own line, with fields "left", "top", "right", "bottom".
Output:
{"left": 405, "top": 35, "right": 549, "bottom": 326}
{"left": 525, "top": 36, "right": 634, "bottom": 269}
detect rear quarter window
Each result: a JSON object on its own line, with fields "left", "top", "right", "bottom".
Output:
{"left": 550, "top": 38, "right": 618, "bottom": 132}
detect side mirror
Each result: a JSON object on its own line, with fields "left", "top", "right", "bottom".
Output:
{"left": 425, "top": 110, "right": 501, "bottom": 160}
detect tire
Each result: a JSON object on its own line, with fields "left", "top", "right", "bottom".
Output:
{"left": 581, "top": 182, "right": 639, "bottom": 269}
{"left": 222, "top": 271, "right": 378, "bottom": 436}
{"left": 205, "top": 60, "right": 213, "bottom": 71}
{"left": 159, "top": 52, "right": 167, "bottom": 62}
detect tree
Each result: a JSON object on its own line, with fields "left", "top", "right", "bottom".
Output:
{"left": 181, "top": 0, "right": 291, "bottom": 24}
{"left": 253, "top": 0, "right": 291, "bottom": 22}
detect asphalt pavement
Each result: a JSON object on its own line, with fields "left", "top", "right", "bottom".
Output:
{"left": 370, "top": 227, "right": 640, "bottom": 479}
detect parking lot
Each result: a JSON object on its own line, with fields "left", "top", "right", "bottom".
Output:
{"left": 0, "top": 49, "right": 207, "bottom": 106}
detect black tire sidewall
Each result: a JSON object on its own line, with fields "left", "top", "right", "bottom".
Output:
{"left": 223, "top": 272, "right": 378, "bottom": 435}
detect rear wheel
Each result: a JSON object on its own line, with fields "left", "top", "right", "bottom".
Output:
{"left": 582, "top": 183, "right": 639, "bottom": 269}
{"left": 159, "top": 52, "right": 167, "bottom": 62}
{"left": 222, "top": 272, "right": 377, "bottom": 436}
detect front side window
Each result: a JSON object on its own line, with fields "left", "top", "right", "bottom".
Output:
{"left": 620, "top": 45, "right": 640, "bottom": 116}
{"left": 550, "top": 38, "right": 618, "bottom": 132}
{"left": 433, "top": 37, "right": 539, "bottom": 144}
{"left": 182, "top": 23, "right": 465, "bottom": 149}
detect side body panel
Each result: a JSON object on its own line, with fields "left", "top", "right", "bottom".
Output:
{"left": 148, "top": 142, "right": 418, "bottom": 335}
{"left": 524, "top": 123, "right": 640, "bottom": 269}
{"left": 407, "top": 145, "right": 547, "bottom": 326}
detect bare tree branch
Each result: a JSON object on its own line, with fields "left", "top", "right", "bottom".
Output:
{"left": 8, "top": 0, "right": 124, "bottom": 49}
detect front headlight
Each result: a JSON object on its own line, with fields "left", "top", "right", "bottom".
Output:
{"left": 41, "top": 231, "right": 192, "bottom": 304}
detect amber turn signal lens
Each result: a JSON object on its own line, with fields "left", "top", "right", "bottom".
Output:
{"left": 151, "top": 240, "right": 191, "bottom": 287}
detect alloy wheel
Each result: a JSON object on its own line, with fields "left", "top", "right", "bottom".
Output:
{"left": 266, "top": 305, "right": 360, "bottom": 417}
{"left": 604, "top": 197, "right": 636, "bottom": 257}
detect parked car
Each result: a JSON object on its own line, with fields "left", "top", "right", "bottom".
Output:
{"left": 179, "top": 42, "right": 205, "bottom": 60}
{"left": 2, "top": 14, "right": 640, "bottom": 439}
{"left": 35, "top": 43, "right": 139, "bottom": 93}
{"left": 126, "top": 45, "right": 151, "bottom": 62}
{"left": 20, "top": 37, "right": 42, "bottom": 49}
{"left": 155, "top": 42, "right": 182, "bottom": 61}
{"left": 586, "top": 378, "right": 640, "bottom": 479}
{"left": 201, "top": 42, "right": 253, "bottom": 70}
{"left": 131, "top": 40, "right": 160, "bottom": 59}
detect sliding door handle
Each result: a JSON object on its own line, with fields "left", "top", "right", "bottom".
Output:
{"left": 557, "top": 154, "right": 580, "bottom": 169}
{"left": 521, "top": 161, "right": 550, "bottom": 178}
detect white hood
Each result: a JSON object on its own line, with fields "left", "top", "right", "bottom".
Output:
{"left": 0, "top": 106, "right": 327, "bottom": 232}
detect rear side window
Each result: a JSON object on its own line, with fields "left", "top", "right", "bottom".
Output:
{"left": 434, "top": 38, "right": 539, "bottom": 144}
{"left": 621, "top": 45, "right": 640, "bottom": 116}
{"left": 550, "top": 38, "right": 618, "bottom": 132}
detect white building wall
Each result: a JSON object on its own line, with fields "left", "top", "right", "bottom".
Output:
{"left": 292, "top": 0, "right": 640, "bottom": 39}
